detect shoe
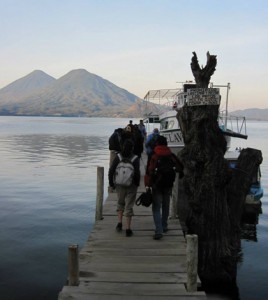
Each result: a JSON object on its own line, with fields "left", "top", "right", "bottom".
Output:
{"left": 153, "top": 233, "right": 163, "bottom": 240}
{"left": 116, "top": 223, "right": 122, "bottom": 232}
{"left": 126, "top": 229, "right": 133, "bottom": 237}
{"left": 163, "top": 228, "right": 169, "bottom": 233}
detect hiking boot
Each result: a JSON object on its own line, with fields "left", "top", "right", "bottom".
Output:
{"left": 126, "top": 229, "right": 133, "bottom": 237}
{"left": 153, "top": 233, "right": 163, "bottom": 240}
{"left": 163, "top": 228, "right": 169, "bottom": 233}
{"left": 116, "top": 222, "right": 122, "bottom": 232}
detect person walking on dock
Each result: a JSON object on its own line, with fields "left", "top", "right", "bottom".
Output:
{"left": 145, "top": 128, "right": 159, "bottom": 163}
{"left": 108, "top": 139, "right": 140, "bottom": 237}
{"left": 145, "top": 136, "right": 184, "bottom": 240}
{"left": 138, "top": 119, "right": 147, "bottom": 142}
{"left": 108, "top": 127, "right": 123, "bottom": 167}
{"left": 132, "top": 124, "right": 144, "bottom": 158}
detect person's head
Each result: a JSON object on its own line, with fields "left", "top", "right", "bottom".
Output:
{"left": 156, "top": 135, "right": 167, "bottom": 146}
{"left": 153, "top": 128, "right": 159, "bottom": 134}
{"left": 129, "top": 120, "right": 133, "bottom": 124}
{"left": 139, "top": 119, "right": 144, "bottom": 124}
{"left": 122, "top": 139, "right": 134, "bottom": 157}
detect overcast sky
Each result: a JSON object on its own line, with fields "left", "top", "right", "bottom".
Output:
{"left": 1, "top": 0, "right": 267, "bottom": 110}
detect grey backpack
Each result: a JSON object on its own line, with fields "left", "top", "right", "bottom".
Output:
{"left": 114, "top": 154, "right": 137, "bottom": 187}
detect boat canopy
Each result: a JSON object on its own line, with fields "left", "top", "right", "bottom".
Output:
{"left": 144, "top": 88, "right": 182, "bottom": 103}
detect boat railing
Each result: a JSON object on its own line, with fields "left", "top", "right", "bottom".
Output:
{"left": 219, "top": 111, "right": 248, "bottom": 139}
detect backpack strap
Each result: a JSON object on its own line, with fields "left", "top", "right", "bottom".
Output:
{"left": 131, "top": 154, "right": 138, "bottom": 163}
{"left": 118, "top": 154, "right": 137, "bottom": 163}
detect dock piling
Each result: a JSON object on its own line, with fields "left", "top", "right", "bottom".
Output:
{"left": 95, "top": 166, "right": 104, "bottom": 221}
{"left": 171, "top": 174, "right": 179, "bottom": 218}
{"left": 186, "top": 234, "right": 198, "bottom": 292}
{"left": 68, "top": 244, "right": 79, "bottom": 286}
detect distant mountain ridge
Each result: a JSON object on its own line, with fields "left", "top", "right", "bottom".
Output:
{"left": 0, "top": 70, "right": 267, "bottom": 119}
{"left": 230, "top": 108, "right": 268, "bottom": 121}
{"left": 0, "top": 69, "right": 143, "bottom": 117}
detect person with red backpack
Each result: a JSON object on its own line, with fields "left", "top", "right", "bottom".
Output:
{"left": 144, "top": 135, "right": 184, "bottom": 240}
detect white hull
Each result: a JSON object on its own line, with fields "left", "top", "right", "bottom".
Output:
{"left": 158, "top": 109, "right": 232, "bottom": 154}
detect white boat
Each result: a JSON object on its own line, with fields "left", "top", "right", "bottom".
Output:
{"left": 143, "top": 82, "right": 263, "bottom": 204}
{"left": 143, "top": 82, "right": 247, "bottom": 153}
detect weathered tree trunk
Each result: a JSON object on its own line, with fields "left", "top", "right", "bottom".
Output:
{"left": 178, "top": 102, "right": 233, "bottom": 284}
{"left": 191, "top": 51, "right": 217, "bottom": 88}
{"left": 177, "top": 52, "right": 263, "bottom": 286}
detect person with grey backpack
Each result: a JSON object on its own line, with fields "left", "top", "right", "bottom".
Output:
{"left": 108, "top": 139, "right": 140, "bottom": 237}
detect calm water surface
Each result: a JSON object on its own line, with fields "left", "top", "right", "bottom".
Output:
{"left": 0, "top": 117, "right": 267, "bottom": 300}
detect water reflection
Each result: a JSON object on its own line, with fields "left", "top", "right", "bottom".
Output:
{"left": 0, "top": 130, "right": 110, "bottom": 300}
{"left": 3, "top": 134, "right": 109, "bottom": 167}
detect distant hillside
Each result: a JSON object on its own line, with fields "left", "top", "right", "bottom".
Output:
{"left": 0, "top": 69, "right": 143, "bottom": 117}
{"left": 230, "top": 108, "right": 268, "bottom": 121}
{"left": 0, "top": 70, "right": 56, "bottom": 104}
{"left": 1, "top": 71, "right": 266, "bottom": 119}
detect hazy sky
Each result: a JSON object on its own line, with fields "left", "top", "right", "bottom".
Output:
{"left": 1, "top": 0, "right": 267, "bottom": 110}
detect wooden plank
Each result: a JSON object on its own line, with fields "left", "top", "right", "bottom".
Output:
{"left": 94, "top": 215, "right": 182, "bottom": 224}
{"left": 77, "top": 282, "right": 188, "bottom": 295}
{"left": 87, "top": 232, "right": 185, "bottom": 241}
{"left": 79, "top": 253, "right": 186, "bottom": 263}
{"left": 59, "top": 289, "right": 206, "bottom": 300}
{"left": 79, "top": 261, "right": 186, "bottom": 273}
{"left": 92, "top": 217, "right": 183, "bottom": 231}
{"left": 59, "top": 283, "right": 206, "bottom": 296}
{"left": 80, "top": 248, "right": 186, "bottom": 256}
{"left": 90, "top": 228, "right": 184, "bottom": 235}
{"left": 78, "top": 271, "right": 188, "bottom": 283}
{"left": 80, "top": 240, "right": 187, "bottom": 250}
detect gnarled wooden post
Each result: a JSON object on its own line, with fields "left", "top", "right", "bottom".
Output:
{"left": 177, "top": 52, "right": 263, "bottom": 287}
{"left": 191, "top": 51, "right": 217, "bottom": 88}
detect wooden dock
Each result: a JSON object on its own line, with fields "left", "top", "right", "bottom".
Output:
{"left": 58, "top": 158, "right": 206, "bottom": 299}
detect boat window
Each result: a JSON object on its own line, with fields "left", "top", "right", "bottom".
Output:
{"left": 160, "top": 120, "right": 166, "bottom": 130}
{"left": 160, "top": 119, "right": 176, "bottom": 130}
{"left": 160, "top": 118, "right": 177, "bottom": 130}
{"left": 168, "top": 120, "right": 174, "bottom": 129}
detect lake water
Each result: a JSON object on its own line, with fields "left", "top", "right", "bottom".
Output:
{"left": 0, "top": 116, "right": 267, "bottom": 300}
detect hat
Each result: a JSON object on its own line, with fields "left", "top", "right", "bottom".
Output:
{"left": 125, "top": 125, "right": 132, "bottom": 132}
{"left": 153, "top": 128, "right": 159, "bottom": 134}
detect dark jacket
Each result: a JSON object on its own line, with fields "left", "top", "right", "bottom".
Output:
{"left": 133, "top": 125, "right": 144, "bottom": 158}
{"left": 144, "top": 145, "right": 184, "bottom": 187}
{"left": 109, "top": 128, "right": 123, "bottom": 151}
{"left": 109, "top": 154, "right": 140, "bottom": 188}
